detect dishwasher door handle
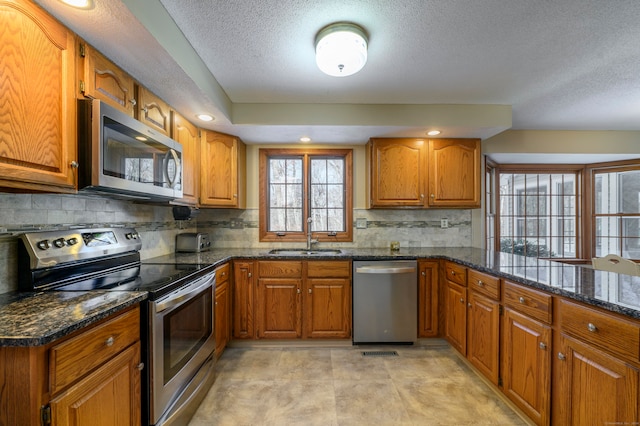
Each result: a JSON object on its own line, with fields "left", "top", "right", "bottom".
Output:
{"left": 355, "top": 266, "right": 416, "bottom": 274}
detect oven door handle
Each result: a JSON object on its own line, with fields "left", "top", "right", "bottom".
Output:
{"left": 155, "top": 272, "right": 215, "bottom": 313}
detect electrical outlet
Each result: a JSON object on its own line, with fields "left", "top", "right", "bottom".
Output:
{"left": 356, "top": 218, "right": 367, "bottom": 229}
{"left": 440, "top": 218, "right": 449, "bottom": 228}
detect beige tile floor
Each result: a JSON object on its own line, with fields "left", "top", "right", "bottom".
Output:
{"left": 189, "top": 342, "right": 529, "bottom": 426}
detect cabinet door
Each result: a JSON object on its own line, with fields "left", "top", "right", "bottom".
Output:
{"left": 304, "top": 278, "right": 351, "bottom": 338}
{"left": 555, "top": 333, "right": 639, "bottom": 425}
{"left": 445, "top": 280, "right": 467, "bottom": 355}
{"left": 418, "top": 261, "right": 439, "bottom": 337}
{"left": 50, "top": 342, "right": 141, "bottom": 426}
{"left": 78, "top": 43, "right": 136, "bottom": 116}
{"left": 172, "top": 112, "right": 200, "bottom": 205}
{"left": 256, "top": 278, "right": 302, "bottom": 338}
{"left": 137, "top": 86, "right": 171, "bottom": 136}
{"left": 368, "top": 138, "right": 427, "bottom": 207}
{"left": 215, "top": 280, "right": 229, "bottom": 358}
{"left": 201, "top": 131, "right": 246, "bottom": 208}
{"left": 503, "top": 308, "right": 551, "bottom": 426}
{"left": 233, "top": 261, "right": 254, "bottom": 339}
{"left": 467, "top": 291, "right": 500, "bottom": 385}
{"left": 0, "top": 0, "right": 77, "bottom": 192}
{"left": 428, "top": 138, "right": 480, "bottom": 207}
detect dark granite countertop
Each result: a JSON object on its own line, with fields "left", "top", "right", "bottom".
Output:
{"left": 2, "top": 246, "right": 638, "bottom": 348}
{"left": 145, "top": 247, "right": 640, "bottom": 320}
{"left": 0, "top": 290, "right": 146, "bottom": 347}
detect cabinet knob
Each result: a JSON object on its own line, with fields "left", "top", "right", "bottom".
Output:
{"left": 477, "top": 280, "right": 484, "bottom": 287}
{"left": 129, "top": 98, "right": 137, "bottom": 106}
{"left": 137, "top": 362, "right": 145, "bottom": 371}
{"left": 519, "top": 296, "right": 526, "bottom": 304}
{"left": 105, "top": 336, "right": 114, "bottom": 347}
{"left": 557, "top": 352, "right": 566, "bottom": 361}
{"left": 459, "top": 298, "right": 465, "bottom": 304}
{"left": 70, "top": 161, "right": 79, "bottom": 169}
{"left": 420, "top": 194, "right": 425, "bottom": 199}
{"left": 587, "top": 323, "right": 598, "bottom": 332}
{"left": 308, "top": 289, "right": 312, "bottom": 294}
{"left": 248, "top": 272, "right": 252, "bottom": 278}
{"left": 297, "top": 288, "right": 301, "bottom": 294}
{"left": 142, "top": 106, "right": 148, "bottom": 113}
{"left": 430, "top": 194, "right": 435, "bottom": 198}
{"left": 451, "top": 271, "right": 456, "bottom": 276}
{"left": 421, "top": 271, "right": 426, "bottom": 276}
{"left": 467, "top": 303, "right": 472, "bottom": 308}
{"left": 539, "top": 342, "right": 547, "bottom": 350}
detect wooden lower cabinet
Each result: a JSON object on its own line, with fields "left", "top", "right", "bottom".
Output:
{"left": 50, "top": 343, "right": 141, "bottom": 426}
{"left": 444, "top": 280, "right": 467, "bottom": 354}
{"left": 418, "top": 261, "right": 439, "bottom": 337}
{"left": 232, "top": 261, "right": 255, "bottom": 339}
{"left": 503, "top": 308, "right": 551, "bottom": 426}
{"left": 0, "top": 306, "right": 141, "bottom": 426}
{"left": 215, "top": 263, "right": 231, "bottom": 358}
{"left": 466, "top": 291, "right": 500, "bottom": 385}
{"left": 256, "top": 276, "right": 303, "bottom": 338}
{"left": 554, "top": 333, "right": 639, "bottom": 425}
{"left": 235, "top": 260, "right": 352, "bottom": 340}
{"left": 305, "top": 261, "right": 352, "bottom": 339}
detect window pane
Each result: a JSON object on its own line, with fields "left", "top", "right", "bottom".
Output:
{"left": 286, "top": 209, "right": 302, "bottom": 231}
{"left": 270, "top": 208, "right": 286, "bottom": 231}
{"left": 311, "top": 159, "right": 326, "bottom": 184}
{"left": 327, "top": 159, "right": 344, "bottom": 183}
{"left": 328, "top": 209, "right": 343, "bottom": 231}
{"left": 286, "top": 184, "right": 302, "bottom": 208}
{"left": 287, "top": 159, "right": 302, "bottom": 183}
{"left": 327, "top": 184, "right": 344, "bottom": 208}
{"left": 270, "top": 159, "right": 286, "bottom": 183}
{"left": 311, "top": 184, "right": 327, "bottom": 208}
{"left": 270, "top": 184, "right": 286, "bottom": 208}
{"left": 620, "top": 171, "right": 640, "bottom": 213}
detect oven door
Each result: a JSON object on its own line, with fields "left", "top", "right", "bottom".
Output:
{"left": 150, "top": 270, "right": 215, "bottom": 424}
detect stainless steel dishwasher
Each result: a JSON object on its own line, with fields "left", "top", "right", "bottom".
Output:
{"left": 353, "top": 260, "right": 417, "bottom": 344}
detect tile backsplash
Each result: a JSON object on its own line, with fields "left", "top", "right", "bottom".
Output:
{"left": 0, "top": 193, "right": 473, "bottom": 294}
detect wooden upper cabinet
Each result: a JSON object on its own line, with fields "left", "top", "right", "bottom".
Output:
{"left": 78, "top": 42, "right": 136, "bottom": 116}
{"left": 367, "top": 138, "right": 427, "bottom": 207}
{"left": 200, "top": 130, "right": 246, "bottom": 208}
{"left": 137, "top": 86, "right": 172, "bottom": 136}
{"left": 428, "top": 138, "right": 481, "bottom": 207}
{"left": 0, "top": 0, "right": 77, "bottom": 193}
{"left": 171, "top": 112, "right": 199, "bottom": 205}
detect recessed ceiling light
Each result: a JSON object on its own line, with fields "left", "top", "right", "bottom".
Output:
{"left": 59, "top": 0, "right": 94, "bottom": 9}
{"left": 197, "top": 114, "right": 214, "bottom": 122}
{"left": 300, "top": 137, "right": 311, "bottom": 143}
{"left": 427, "top": 130, "right": 441, "bottom": 136}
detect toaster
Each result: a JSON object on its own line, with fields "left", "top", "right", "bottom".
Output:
{"left": 176, "top": 232, "right": 211, "bottom": 252}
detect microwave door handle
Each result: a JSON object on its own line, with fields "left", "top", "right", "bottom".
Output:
{"left": 164, "top": 149, "right": 180, "bottom": 188}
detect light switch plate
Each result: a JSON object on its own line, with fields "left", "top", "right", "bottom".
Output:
{"left": 356, "top": 218, "right": 367, "bottom": 229}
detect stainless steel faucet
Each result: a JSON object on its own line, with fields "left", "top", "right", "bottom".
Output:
{"left": 307, "top": 217, "right": 318, "bottom": 250}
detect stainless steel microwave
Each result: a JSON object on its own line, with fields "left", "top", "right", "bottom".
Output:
{"left": 77, "top": 99, "right": 183, "bottom": 201}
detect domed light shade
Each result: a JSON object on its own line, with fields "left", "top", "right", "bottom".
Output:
{"left": 315, "top": 23, "right": 368, "bottom": 77}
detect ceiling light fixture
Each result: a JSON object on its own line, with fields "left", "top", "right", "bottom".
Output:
{"left": 59, "top": 0, "right": 94, "bottom": 9}
{"left": 427, "top": 130, "right": 441, "bottom": 136}
{"left": 315, "top": 22, "right": 368, "bottom": 77}
{"left": 197, "top": 114, "right": 214, "bottom": 122}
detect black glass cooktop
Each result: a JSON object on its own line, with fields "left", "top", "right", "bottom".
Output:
{"left": 54, "top": 263, "right": 213, "bottom": 300}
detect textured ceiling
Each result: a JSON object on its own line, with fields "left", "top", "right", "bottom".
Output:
{"left": 33, "top": 0, "right": 640, "bottom": 146}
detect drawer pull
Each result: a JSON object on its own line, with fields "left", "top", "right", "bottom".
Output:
{"left": 557, "top": 352, "right": 566, "bottom": 361}
{"left": 477, "top": 280, "right": 484, "bottom": 287}
{"left": 587, "top": 323, "right": 598, "bottom": 332}
{"left": 519, "top": 296, "right": 526, "bottom": 304}
{"left": 105, "top": 336, "right": 114, "bottom": 347}
{"left": 539, "top": 342, "right": 547, "bottom": 350}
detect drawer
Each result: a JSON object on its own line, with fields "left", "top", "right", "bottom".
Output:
{"left": 559, "top": 299, "right": 640, "bottom": 362}
{"left": 444, "top": 261, "right": 466, "bottom": 286}
{"left": 215, "top": 263, "right": 230, "bottom": 283}
{"left": 258, "top": 261, "right": 303, "bottom": 278}
{"left": 50, "top": 306, "right": 140, "bottom": 394}
{"left": 503, "top": 281, "right": 552, "bottom": 324}
{"left": 467, "top": 269, "right": 500, "bottom": 300}
{"left": 307, "top": 261, "right": 351, "bottom": 278}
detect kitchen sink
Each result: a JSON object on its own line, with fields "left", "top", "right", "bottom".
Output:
{"left": 268, "top": 248, "right": 342, "bottom": 256}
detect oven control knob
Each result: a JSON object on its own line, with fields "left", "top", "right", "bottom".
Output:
{"left": 125, "top": 232, "right": 139, "bottom": 240}
{"left": 36, "top": 240, "right": 50, "bottom": 250}
{"left": 66, "top": 237, "right": 78, "bottom": 246}
{"left": 53, "top": 238, "right": 66, "bottom": 248}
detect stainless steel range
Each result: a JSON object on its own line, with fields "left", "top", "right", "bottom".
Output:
{"left": 18, "top": 227, "right": 216, "bottom": 426}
